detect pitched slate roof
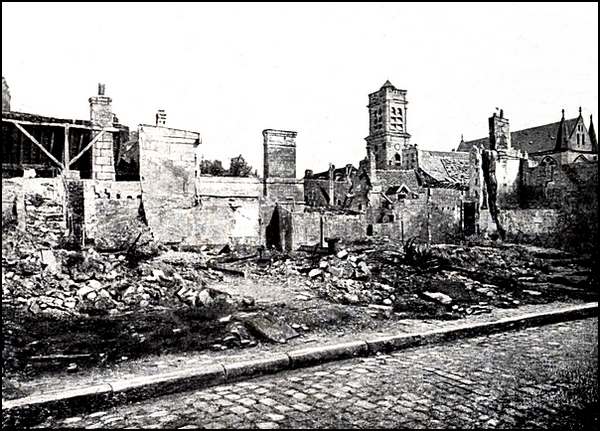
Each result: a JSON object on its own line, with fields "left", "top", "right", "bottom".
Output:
{"left": 457, "top": 117, "right": 579, "bottom": 154}
{"left": 417, "top": 150, "right": 470, "bottom": 189}
{"left": 375, "top": 169, "right": 421, "bottom": 192}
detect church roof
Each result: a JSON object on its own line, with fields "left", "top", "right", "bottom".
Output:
{"left": 457, "top": 116, "right": 580, "bottom": 154}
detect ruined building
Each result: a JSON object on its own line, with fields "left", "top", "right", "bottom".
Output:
{"left": 2, "top": 77, "right": 597, "bottom": 253}
{"left": 305, "top": 81, "right": 598, "bottom": 251}
{"left": 2, "top": 78, "right": 369, "bottom": 253}
{"left": 458, "top": 108, "right": 598, "bottom": 165}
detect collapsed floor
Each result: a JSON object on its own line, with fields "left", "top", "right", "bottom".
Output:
{"left": 2, "top": 220, "right": 598, "bottom": 399}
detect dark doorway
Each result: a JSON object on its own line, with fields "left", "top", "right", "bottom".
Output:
{"left": 463, "top": 202, "right": 476, "bottom": 236}
{"left": 366, "top": 224, "right": 374, "bottom": 236}
{"left": 266, "top": 206, "right": 282, "bottom": 251}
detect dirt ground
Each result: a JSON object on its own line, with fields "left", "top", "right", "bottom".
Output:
{"left": 2, "top": 236, "right": 598, "bottom": 400}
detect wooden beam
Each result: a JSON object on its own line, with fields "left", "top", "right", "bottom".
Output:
{"left": 13, "top": 122, "right": 65, "bottom": 170}
{"left": 63, "top": 126, "right": 70, "bottom": 171}
{"left": 2, "top": 117, "right": 119, "bottom": 132}
{"left": 68, "top": 128, "right": 106, "bottom": 167}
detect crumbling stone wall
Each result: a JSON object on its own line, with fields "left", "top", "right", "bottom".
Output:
{"left": 304, "top": 171, "right": 370, "bottom": 211}
{"left": 515, "top": 162, "right": 598, "bottom": 252}
{"left": 427, "top": 189, "right": 464, "bottom": 243}
{"left": 83, "top": 180, "right": 146, "bottom": 250}
{"left": 379, "top": 188, "right": 463, "bottom": 244}
{"left": 138, "top": 124, "right": 200, "bottom": 244}
{"left": 195, "top": 176, "right": 262, "bottom": 247}
{"left": 1, "top": 178, "right": 67, "bottom": 247}
{"left": 520, "top": 162, "right": 598, "bottom": 209}
{"left": 290, "top": 211, "right": 367, "bottom": 249}
{"left": 2, "top": 179, "right": 25, "bottom": 230}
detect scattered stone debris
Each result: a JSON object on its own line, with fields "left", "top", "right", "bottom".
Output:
{"left": 229, "top": 237, "right": 595, "bottom": 319}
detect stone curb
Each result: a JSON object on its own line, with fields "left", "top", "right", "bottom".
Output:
{"left": 3, "top": 302, "right": 597, "bottom": 428}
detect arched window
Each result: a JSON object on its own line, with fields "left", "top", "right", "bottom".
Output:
{"left": 394, "top": 153, "right": 402, "bottom": 165}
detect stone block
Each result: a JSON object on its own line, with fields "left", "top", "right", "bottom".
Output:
{"left": 94, "top": 156, "right": 113, "bottom": 166}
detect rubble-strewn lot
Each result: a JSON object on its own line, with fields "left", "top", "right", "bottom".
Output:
{"left": 2, "top": 221, "right": 598, "bottom": 400}
{"left": 236, "top": 237, "right": 597, "bottom": 319}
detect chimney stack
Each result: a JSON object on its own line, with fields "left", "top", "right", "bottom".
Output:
{"left": 156, "top": 109, "right": 167, "bottom": 127}
{"left": 489, "top": 108, "right": 511, "bottom": 152}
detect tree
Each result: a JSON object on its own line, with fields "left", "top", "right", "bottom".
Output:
{"left": 228, "top": 155, "right": 253, "bottom": 177}
{"left": 200, "top": 159, "right": 225, "bottom": 176}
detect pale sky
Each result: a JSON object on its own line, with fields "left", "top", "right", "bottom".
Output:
{"left": 2, "top": 2, "right": 598, "bottom": 176}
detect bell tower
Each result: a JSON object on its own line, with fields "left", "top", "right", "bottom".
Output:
{"left": 365, "top": 80, "right": 411, "bottom": 169}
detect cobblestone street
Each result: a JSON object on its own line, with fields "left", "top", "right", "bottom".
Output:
{"left": 36, "top": 318, "right": 598, "bottom": 429}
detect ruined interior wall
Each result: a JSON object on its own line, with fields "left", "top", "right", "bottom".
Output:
{"left": 480, "top": 204, "right": 598, "bottom": 253}
{"left": 193, "top": 196, "right": 261, "bottom": 246}
{"left": 304, "top": 176, "right": 370, "bottom": 210}
{"left": 304, "top": 178, "right": 332, "bottom": 207}
{"left": 290, "top": 211, "right": 366, "bottom": 249}
{"left": 495, "top": 157, "right": 522, "bottom": 208}
{"left": 1, "top": 177, "right": 66, "bottom": 248}
{"left": 264, "top": 179, "right": 304, "bottom": 203}
{"left": 323, "top": 213, "right": 367, "bottom": 242}
{"left": 82, "top": 180, "right": 145, "bottom": 250}
{"left": 386, "top": 188, "right": 463, "bottom": 243}
{"left": 393, "top": 195, "right": 427, "bottom": 240}
{"left": 428, "top": 188, "right": 464, "bottom": 243}
{"left": 2, "top": 178, "right": 25, "bottom": 230}
{"left": 138, "top": 125, "right": 200, "bottom": 244}
{"left": 195, "top": 176, "right": 262, "bottom": 246}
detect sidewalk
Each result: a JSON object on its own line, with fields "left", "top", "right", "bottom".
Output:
{"left": 3, "top": 300, "right": 597, "bottom": 429}
{"left": 6, "top": 299, "right": 594, "bottom": 400}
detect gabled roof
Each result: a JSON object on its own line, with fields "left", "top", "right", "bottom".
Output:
{"left": 375, "top": 169, "right": 421, "bottom": 191}
{"left": 418, "top": 150, "right": 470, "bottom": 189}
{"left": 385, "top": 184, "right": 413, "bottom": 195}
{"left": 458, "top": 117, "right": 580, "bottom": 154}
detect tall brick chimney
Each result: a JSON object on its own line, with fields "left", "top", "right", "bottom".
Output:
{"left": 489, "top": 109, "right": 511, "bottom": 152}
{"left": 89, "top": 83, "right": 115, "bottom": 180}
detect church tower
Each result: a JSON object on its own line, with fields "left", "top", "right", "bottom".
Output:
{"left": 365, "top": 80, "right": 411, "bottom": 169}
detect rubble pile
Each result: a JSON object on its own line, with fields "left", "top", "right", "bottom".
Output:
{"left": 2, "top": 229, "right": 243, "bottom": 318}
{"left": 235, "top": 237, "right": 594, "bottom": 319}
